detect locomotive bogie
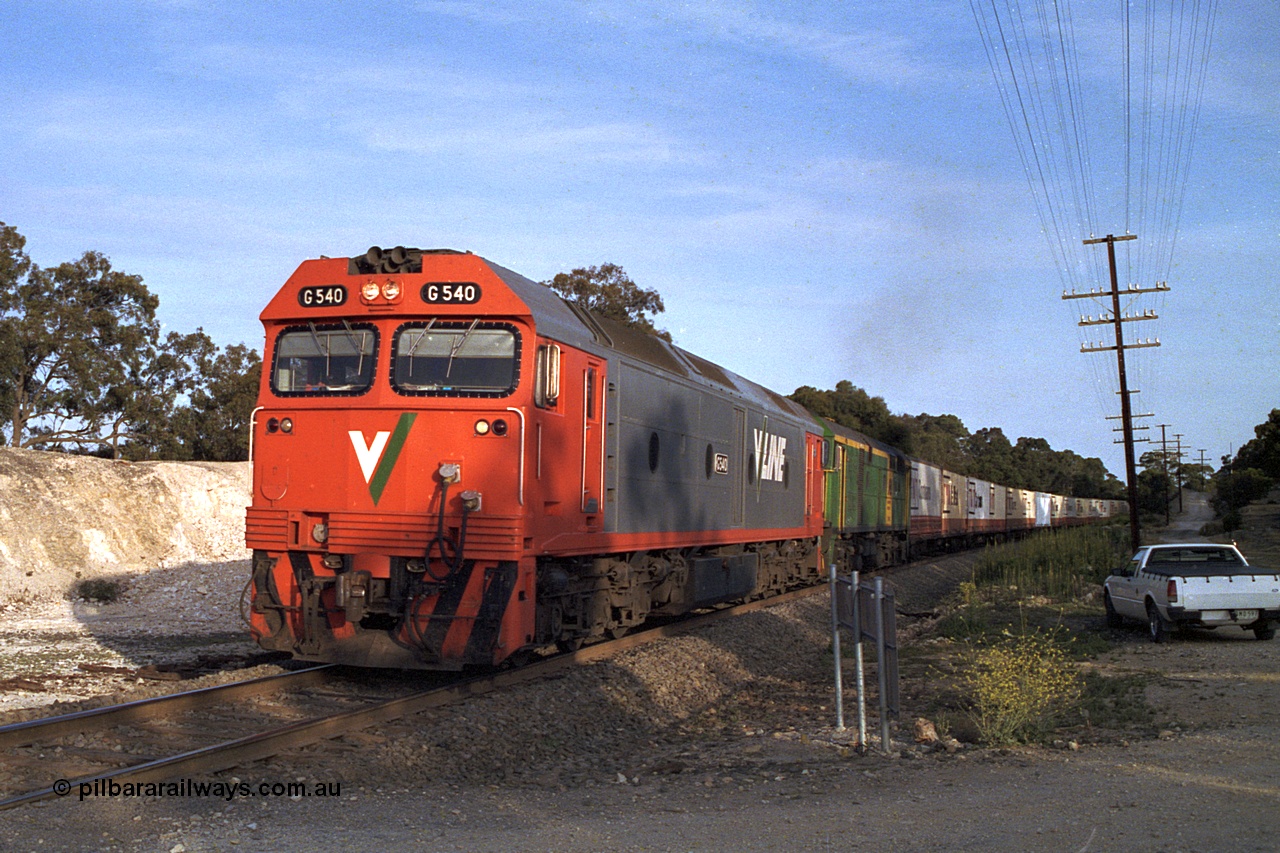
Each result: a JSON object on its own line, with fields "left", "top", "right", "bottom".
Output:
{"left": 531, "top": 538, "right": 822, "bottom": 649}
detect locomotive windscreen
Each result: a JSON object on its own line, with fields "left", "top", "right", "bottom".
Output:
{"left": 391, "top": 321, "right": 519, "bottom": 396}
{"left": 271, "top": 323, "right": 377, "bottom": 396}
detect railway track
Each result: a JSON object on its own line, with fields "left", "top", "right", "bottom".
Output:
{"left": 0, "top": 585, "right": 822, "bottom": 811}
{"left": 0, "top": 665, "right": 336, "bottom": 750}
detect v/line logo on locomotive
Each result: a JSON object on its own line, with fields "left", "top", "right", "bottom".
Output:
{"left": 753, "top": 429, "right": 787, "bottom": 483}
{"left": 350, "top": 431, "right": 390, "bottom": 480}
{"left": 348, "top": 413, "right": 417, "bottom": 505}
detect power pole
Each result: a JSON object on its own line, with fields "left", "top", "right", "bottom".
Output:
{"left": 1174, "top": 433, "right": 1185, "bottom": 513}
{"left": 1156, "top": 423, "right": 1172, "bottom": 524}
{"left": 1065, "top": 234, "right": 1168, "bottom": 552}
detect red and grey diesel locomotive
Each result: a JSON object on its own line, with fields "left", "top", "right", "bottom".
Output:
{"left": 246, "top": 248, "right": 826, "bottom": 669}
{"left": 245, "top": 247, "right": 1123, "bottom": 670}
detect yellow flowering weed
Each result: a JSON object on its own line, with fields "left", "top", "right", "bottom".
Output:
{"left": 963, "top": 629, "right": 1083, "bottom": 745}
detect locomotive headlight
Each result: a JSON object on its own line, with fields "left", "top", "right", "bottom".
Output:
{"left": 474, "top": 419, "right": 490, "bottom": 435}
{"left": 492, "top": 419, "right": 508, "bottom": 437}
{"left": 311, "top": 522, "right": 328, "bottom": 543}
{"left": 279, "top": 417, "right": 294, "bottom": 434}
{"left": 381, "top": 280, "right": 402, "bottom": 300}
{"left": 361, "top": 280, "right": 381, "bottom": 301}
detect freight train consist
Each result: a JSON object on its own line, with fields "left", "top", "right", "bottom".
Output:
{"left": 245, "top": 248, "right": 1124, "bottom": 669}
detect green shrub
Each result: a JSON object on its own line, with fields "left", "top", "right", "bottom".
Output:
{"left": 76, "top": 579, "right": 121, "bottom": 603}
{"left": 1214, "top": 467, "right": 1274, "bottom": 515}
{"left": 1198, "top": 520, "right": 1224, "bottom": 536}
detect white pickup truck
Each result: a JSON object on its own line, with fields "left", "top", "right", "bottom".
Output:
{"left": 1103, "top": 544, "right": 1280, "bottom": 643}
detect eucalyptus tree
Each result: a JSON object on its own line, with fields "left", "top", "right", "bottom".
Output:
{"left": 544, "top": 263, "right": 672, "bottom": 342}
{"left": 0, "top": 222, "right": 160, "bottom": 452}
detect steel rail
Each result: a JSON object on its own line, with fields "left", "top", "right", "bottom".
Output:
{"left": 0, "top": 585, "right": 822, "bottom": 811}
{"left": 0, "top": 665, "right": 335, "bottom": 749}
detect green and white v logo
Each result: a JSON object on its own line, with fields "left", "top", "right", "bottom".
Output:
{"left": 348, "top": 413, "right": 417, "bottom": 505}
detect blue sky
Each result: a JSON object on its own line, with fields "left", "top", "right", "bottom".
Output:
{"left": 2, "top": 1, "right": 1276, "bottom": 477}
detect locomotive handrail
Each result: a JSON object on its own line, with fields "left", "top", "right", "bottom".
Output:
{"left": 580, "top": 369, "right": 590, "bottom": 512}
{"left": 506, "top": 406, "right": 525, "bottom": 505}
{"left": 247, "top": 405, "right": 265, "bottom": 462}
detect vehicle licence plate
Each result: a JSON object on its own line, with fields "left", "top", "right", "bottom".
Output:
{"left": 1234, "top": 610, "right": 1258, "bottom": 622}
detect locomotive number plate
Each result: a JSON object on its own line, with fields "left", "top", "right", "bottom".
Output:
{"left": 421, "top": 282, "right": 481, "bottom": 305}
{"left": 298, "top": 285, "right": 348, "bottom": 307}
{"left": 714, "top": 453, "right": 730, "bottom": 475}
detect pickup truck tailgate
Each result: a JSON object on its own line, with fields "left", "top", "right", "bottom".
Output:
{"left": 1174, "top": 574, "right": 1280, "bottom": 611}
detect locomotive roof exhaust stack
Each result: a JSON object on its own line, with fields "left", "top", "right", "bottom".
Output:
{"left": 348, "top": 245, "right": 425, "bottom": 275}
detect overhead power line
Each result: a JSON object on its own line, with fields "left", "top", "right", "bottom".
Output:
{"left": 970, "top": 0, "right": 1218, "bottom": 483}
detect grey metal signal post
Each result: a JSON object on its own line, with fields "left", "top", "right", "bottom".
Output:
{"left": 831, "top": 570, "right": 898, "bottom": 755}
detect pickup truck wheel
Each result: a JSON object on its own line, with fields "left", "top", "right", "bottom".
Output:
{"left": 1255, "top": 624, "right": 1276, "bottom": 641}
{"left": 1104, "top": 591, "right": 1122, "bottom": 629}
{"left": 1146, "top": 602, "right": 1168, "bottom": 644}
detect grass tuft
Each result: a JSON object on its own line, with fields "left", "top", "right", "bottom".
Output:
{"left": 971, "top": 525, "right": 1129, "bottom": 601}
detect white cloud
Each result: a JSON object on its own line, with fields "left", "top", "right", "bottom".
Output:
{"left": 671, "top": 2, "right": 937, "bottom": 86}
{"left": 362, "top": 119, "right": 689, "bottom": 166}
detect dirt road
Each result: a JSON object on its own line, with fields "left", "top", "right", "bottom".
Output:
{"left": 1156, "top": 489, "right": 1216, "bottom": 540}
